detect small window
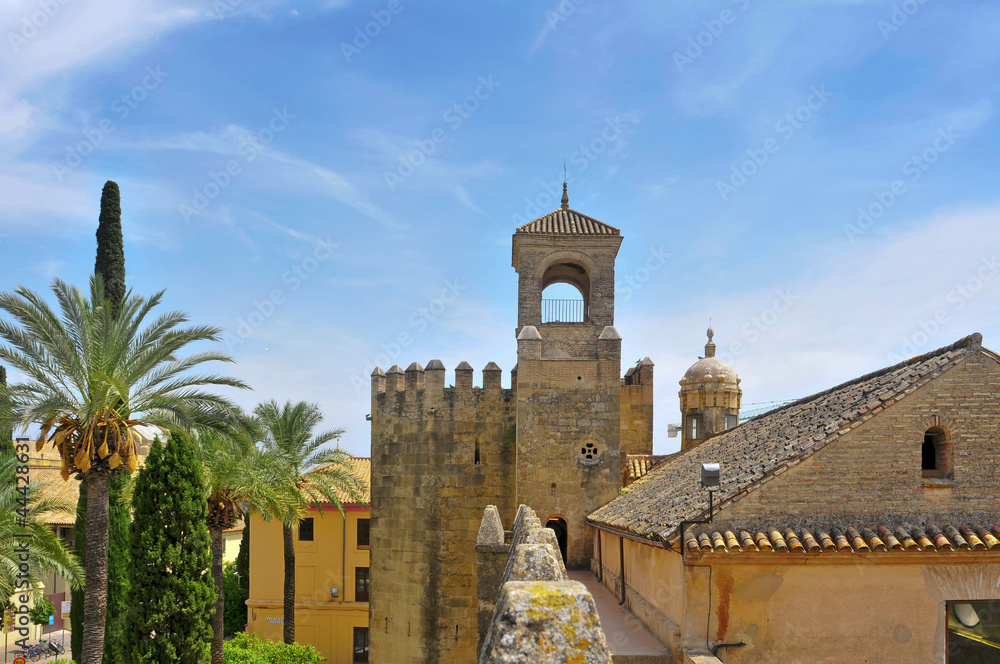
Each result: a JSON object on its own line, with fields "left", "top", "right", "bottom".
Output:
{"left": 922, "top": 426, "right": 952, "bottom": 478}
{"left": 474, "top": 441, "right": 480, "bottom": 465}
{"left": 355, "top": 567, "right": 370, "bottom": 602}
{"left": 353, "top": 626, "right": 370, "bottom": 662}
{"left": 690, "top": 418, "right": 699, "bottom": 440}
{"left": 725, "top": 414, "right": 738, "bottom": 430}
{"left": 298, "top": 517, "right": 314, "bottom": 542}
{"left": 357, "top": 519, "right": 370, "bottom": 550}
{"left": 947, "top": 600, "right": 1000, "bottom": 661}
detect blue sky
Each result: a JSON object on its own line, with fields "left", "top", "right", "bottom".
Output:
{"left": 2, "top": 0, "right": 999, "bottom": 455}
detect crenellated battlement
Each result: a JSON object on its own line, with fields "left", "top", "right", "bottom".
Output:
{"left": 371, "top": 360, "right": 518, "bottom": 422}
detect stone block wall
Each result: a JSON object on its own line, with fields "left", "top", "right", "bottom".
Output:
{"left": 477, "top": 505, "right": 612, "bottom": 664}
{"left": 370, "top": 362, "right": 517, "bottom": 664}
{"left": 621, "top": 357, "right": 654, "bottom": 459}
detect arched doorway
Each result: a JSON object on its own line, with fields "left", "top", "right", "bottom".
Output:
{"left": 545, "top": 518, "right": 568, "bottom": 565}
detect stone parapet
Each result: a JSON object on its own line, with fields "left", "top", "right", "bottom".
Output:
{"left": 477, "top": 505, "right": 612, "bottom": 664}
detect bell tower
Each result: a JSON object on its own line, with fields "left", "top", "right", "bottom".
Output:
{"left": 511, "top": 186, "right": 624, "bottom": 568}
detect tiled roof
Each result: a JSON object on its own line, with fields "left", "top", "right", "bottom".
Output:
{"left": 29, "top": 466, "right": 79, "bottom": 525}
{"left": 589, "top": 334, "right": 988, "bottom": 541}
{"left": 304, "top": 456, "right": 370, "bottom": 505}
{"left": 685, "top": 523, "right": 1000, "bottom": 554}
{"left": 625, "top": 454, "right": 677, "bottom": 482}
{"left": 515, "top": 208, "right": 620, "bottom": 236}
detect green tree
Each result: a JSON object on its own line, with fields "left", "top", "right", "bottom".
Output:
{"left": 235, "top": 520, "right": 250, "bottom": 592}
{"left": 0, "top": 454, "right": 83, "bottom": 600}
{"left": 127, "top": 431, "right": 214, "bottom": 663}
{"left": 29, "top": 596, "right": 55, "bottom": 627}
{"left": 0, "top": 366, "right": 11, "bottom": 456}
{"left": 95, "top": 179, "right": 132, "bottom": 664}
{"left": 254, "top": 400, "right": 366, "bottom": 644}
{"left": 196, "top": 428, "right": 296, "bottom": 664}
{"left": 222, "top": 563, "right": 248, "bottom": 638}
{"left": 0, "top": 276, "right": 247, "bottom": 664}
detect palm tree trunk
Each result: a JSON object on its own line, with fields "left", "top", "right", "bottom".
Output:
{"left": 282, "top": 523, "right": 295, "bottom": 644}
{"left": 210, "top": 527, "right": 225, "bottom": 664}
{"left": 80, "top": 472, "right": 110, "bottom": 664}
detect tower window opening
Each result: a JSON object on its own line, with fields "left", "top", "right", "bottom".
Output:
{"left": 541, "top": 281, "right": 587, "bottom": 323}
{"left": 690, "top": 418, "right": 699, "bottom": 440}
{"left": 922, "top": 426, "right": 951, "bottom": 478}
{"left": 725, "top": 414, "right": 738, "bottom": 430}
{"left": 474, "top": 441, "right": 481, "bottom": 465}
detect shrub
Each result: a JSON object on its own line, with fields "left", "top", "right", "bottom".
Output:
{"left": 223, "top": 562, "right": 249, "bottom": 637}
{"left": 223, "top": 632, "right": 326, "bottom": 663}
{"left": 29, "top": 596, "right": 55, "bottom": 626}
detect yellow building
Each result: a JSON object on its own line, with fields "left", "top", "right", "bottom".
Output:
{"left": 247, "top": 456, "right": 371, "bottom": 663}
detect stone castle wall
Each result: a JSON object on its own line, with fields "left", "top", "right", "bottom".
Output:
{"left": 369, "top": 361, "right": 517, "bottom": 664}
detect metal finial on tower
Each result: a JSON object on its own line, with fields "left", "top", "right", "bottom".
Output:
{"left": 561, "top": 160, "right": 569, "bottom": 210}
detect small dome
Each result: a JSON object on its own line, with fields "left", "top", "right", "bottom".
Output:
{"left": 682, "top": 356, "right": 739, "bottom": 385}
{"left": 680, "top": 327, "right": 739, "bottom": 387}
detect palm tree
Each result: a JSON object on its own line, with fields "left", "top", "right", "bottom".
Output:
{"left": 0, "top": 454, "right": 84, "bottom": 600}
{"left": 0, "top": 276, "right": 248, "bottom": 664}
{"left": 254, "top": 400, "right": 366, "bottom": 644}
{"left": 196, "top": 427, "right": 298, "bottom": 664}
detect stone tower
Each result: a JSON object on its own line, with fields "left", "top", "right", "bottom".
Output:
{"left": 678, "top": 327, "right": 742, "bottom": 450}
{"left": 512, "top": 189, "right": 624, "bottom": 568}
{"left": 368, "top": 190, "right": 652, "bottom": 663}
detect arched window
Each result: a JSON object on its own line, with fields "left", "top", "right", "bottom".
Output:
{"left": 541, "top": 282, "right": 586, "bottom": 323}
{"left": 922, "top": 426, "right": 952, "bottom": 478}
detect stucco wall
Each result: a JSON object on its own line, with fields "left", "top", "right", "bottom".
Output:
{"left": 247, "top": 507, "right": 370, "bottom": 663}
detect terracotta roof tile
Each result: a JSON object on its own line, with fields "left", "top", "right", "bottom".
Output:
{"left": 28, "top": 466, "right": 79, "bottom": 525}
{"left": 303, "top": 456, "right": 370, "bottom": 505}
{"left": 515, "top": 208, "right": 620, "bottom": 236}
{"left": 589, "top": 334, "right": 986, "bottom": 541}
{"left": 685, "top": 523, "right": 1000, "bottom": 554}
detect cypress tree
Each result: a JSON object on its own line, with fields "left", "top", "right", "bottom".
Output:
{"left": 127, "top": 432, "right": 214, "bottom": 663}
{"left": 0, "top": 366, "right": 11, "bottom": 456}
{"left": 95, "top": 181, "right": 126, "bottom": 314}
{"left": 74, "top": 179, "right": 131, "bottom": 660}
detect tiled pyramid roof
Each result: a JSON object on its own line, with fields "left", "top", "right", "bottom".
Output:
{"left": 303, "top": 455, "right": 370, "bottom": 505}
{"left": 515, "top": 208, "right": 620, "bottom": 236}
{"left": 590, "top": 334, "right": 989, "bottom": 542}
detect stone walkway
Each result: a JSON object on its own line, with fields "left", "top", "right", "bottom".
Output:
{"left": 569, "top": 570, "right": 671, "bottom": 663}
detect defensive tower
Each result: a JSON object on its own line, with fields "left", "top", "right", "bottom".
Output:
{"left": 511, "top": 187, "right": 625, "bottom": 568}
